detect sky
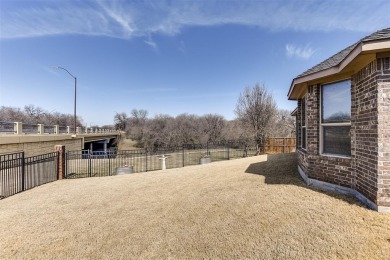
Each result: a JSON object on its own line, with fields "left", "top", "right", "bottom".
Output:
{"left": 0, "top": 0, "right": 389, "bottom": 126}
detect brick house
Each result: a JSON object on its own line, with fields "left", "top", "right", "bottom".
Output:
{"left": 288, "top": 28, "right": 390, "bottom": 212}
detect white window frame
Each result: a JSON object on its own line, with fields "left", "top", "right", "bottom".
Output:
{"left": 319, "top": 80, "right": 351, "bottom": 158}
{"left": 301, "top": 95, "right": 307, "bottom": 151}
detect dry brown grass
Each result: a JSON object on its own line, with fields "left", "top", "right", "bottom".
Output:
{"left": 1, "top": 153, "right": 390, "bottom": 259}
{"left": 118, "top": 138, "right": 139, "bottom": 150}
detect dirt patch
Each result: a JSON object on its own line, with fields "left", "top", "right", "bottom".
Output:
{"left": 1, "top": 153, "right": 389, "bottom": 259}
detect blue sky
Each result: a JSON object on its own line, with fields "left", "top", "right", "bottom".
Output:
{"left": 0, "top": 0, "right": 389, "bottom": 126}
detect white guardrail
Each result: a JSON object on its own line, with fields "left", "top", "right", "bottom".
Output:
{"left": 0, "top": 122, "right": 117, "bottom": 135}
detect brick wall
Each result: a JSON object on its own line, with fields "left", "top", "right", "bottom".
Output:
{"left": 297, "top": 98, "right": 302, "bottom": 148}
{"left": 376, "top": 57, "right": 390, "bottom": 207}
{"left": 305, "top": 84, "right": 353, "bottom": 187}
{"left": 296, "top": 83, "right": 352, "bottom": 188}
{"left": 351, "top": 59, "right": 380, "bottom": 203}
{"left": 296, "top": 56, "right": 390, "bottom": 208}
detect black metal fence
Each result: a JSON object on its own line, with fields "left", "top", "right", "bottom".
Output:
{"left": 0, "top": 151, "right": 58, "bottom": 199}
{"left": 65, "top": 143, "right": 258, "bottom": 179}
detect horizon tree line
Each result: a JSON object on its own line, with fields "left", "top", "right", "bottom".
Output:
{"left": 1, "top": 84, "right": 295, "bottom": 152}
{"left": 0, "top": 105, "right": 84, "bottom": 129}
{"left": 114, "top": 84, "right": 296, "bottom": 152}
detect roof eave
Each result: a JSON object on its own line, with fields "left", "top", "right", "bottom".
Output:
{"left": 290, "top": 107, "right": 298, "bottom": 116}
{"left": 287, "top": 39, "right": 390, "bottom": 100}
{"left": 288, "top": 42, "right": 363, "bottom": 99}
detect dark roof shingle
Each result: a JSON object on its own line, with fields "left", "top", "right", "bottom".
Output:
{"left": 296, "top": 28, "right": 390, "bottom": 78}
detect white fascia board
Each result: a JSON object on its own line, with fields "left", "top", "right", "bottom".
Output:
{"left": 288, "top": 43, "right": 363, "bottom": 99}
{"left": 362, "top": 40, "right": 390, "bottom": 52}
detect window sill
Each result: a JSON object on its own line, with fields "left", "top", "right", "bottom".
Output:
{"left": 320, "top": 153, "right": 351, "bottom": 160}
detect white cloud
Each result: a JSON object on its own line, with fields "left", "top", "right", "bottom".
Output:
{"left": 144, "top": 34, "right": 158, "bottom": 50}
{"left": 286, "top": 44, "right": 316, "bottom": 59}
{"left": 1, "top": 0, "right": 389, "bottom": 40}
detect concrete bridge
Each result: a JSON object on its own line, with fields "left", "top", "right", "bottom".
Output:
{"left": 0, "top": 122, "right": 121, "bottom": 156}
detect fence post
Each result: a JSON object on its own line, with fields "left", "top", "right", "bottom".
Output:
{"left": 227, "top": 145, "right": 230, "bottom": 160}
{"left": 21, "top": 151, "right": 25, "bottom": 192}
{"left": 145, "top": 148, "right": 148, "bottom": 172}
{"left": 108, "top": 152, "right": 111, "bottom": 176}
{"left": 88, "top": 150, "right": 92, "bottom": 177}
{"left": 182, "top": 145, "right": 185, "bottom": 167}
{"left": 55, "top": 145, "right": 66, "bottom": 179}
{"left": 54, "top": 125, "right": 59, "bottom": 134}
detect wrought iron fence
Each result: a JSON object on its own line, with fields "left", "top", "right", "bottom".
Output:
{"left": 0, "top": 152, "right": 23, "bottom": 198}
{"left": 25, "top": 152, "right": 59, "bottom": 190}
{"left": 66, "top": 149, "right": 145, "bottom": 178}
{"left": 65, "top": 142, "right": 260, "bottom": 179}
{"left": 0, "top": 151, "right": 58, "bottom": 199}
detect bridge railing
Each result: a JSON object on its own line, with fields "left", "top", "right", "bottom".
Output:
{"left": 0, "top": 121, "right": 118, "bottom": 135}
{"left": 0, "top": 122, "right": 16, "bottom": 134}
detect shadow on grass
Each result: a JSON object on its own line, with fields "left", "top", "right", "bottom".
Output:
{"left": 245, "top": 153, "right": 365, "bottom": 208}
{"left": 245, "top": 153, "right": 305, "bottom": 186}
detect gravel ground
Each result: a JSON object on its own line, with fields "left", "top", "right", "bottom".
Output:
{"left": 1, "top": 153, "right": 390, "bottom": 259}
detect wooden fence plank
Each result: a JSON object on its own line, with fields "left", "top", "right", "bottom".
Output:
{"left": 261, "top": 138, "right": 296, "bottom": 154}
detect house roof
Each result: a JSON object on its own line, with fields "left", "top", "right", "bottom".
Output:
{"left": 290, "top": 107, "right": 298, "bottom": 116}
{"left": 297, "top": 43, "right": 358, "bottom": 78}
{"left": 288, "top": 28, "right": 390, "bottom": 100}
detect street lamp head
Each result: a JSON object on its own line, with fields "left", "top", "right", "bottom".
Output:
{"left": 54, "top": 66, "right": 76, "bottom": 79}
{"left": 52, "top": 66, "right": 62, "bottom": 70}
{"left": 54, "top": 65, "right": 77, "bottom": 134}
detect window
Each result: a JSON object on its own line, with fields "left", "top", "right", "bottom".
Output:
{"left": 301, "top": 96, "right": 307, "bottom": 150}
{"left": 321, "top": 80, "right": 351, "bottom": 157}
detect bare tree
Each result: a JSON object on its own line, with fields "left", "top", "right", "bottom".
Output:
{"left": 114, "top": 112, "right": 128, "bottom": 131}
{"left": 0, "top": 105, "right": 83, "bottom": 127}
{"left": 202, "top": 114, "right": 226, "bottom": 143}
{"left": 130, "top": 109, "right": 148, "bottom": 123}
{"left": 128, "top": 109, "right": 148, "bottom": 143}
{"left": 142, "top": 114, "right": 174, "bottom": 148}
{"left": 235, "top": 84, "right": 277, "bottom": 154}
{"left": 0, "top": 106, "right": 25, "bottom": 122}
{"left": 174, "top": 113, "right": 204, "bottom": 145}
{"left": 269, "top": 109, "right": 296, "bottom": 138}
{"left": 24, "top": 105, "right": 44, "bottom": 123}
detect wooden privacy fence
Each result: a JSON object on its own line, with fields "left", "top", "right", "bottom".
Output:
{"left": 261, "top": 138, "right": 296, "bottom": 154}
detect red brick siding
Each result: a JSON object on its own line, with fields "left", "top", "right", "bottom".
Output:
{"left": 296, "top": 56, "right": 390, "bottom": 208}
{"left": 351, "top": 60, "right": 379, "bottom": 203}
{"left": 297, "top": 98, "right": 303, "bottom": 149}
{"left": 376, "top": 57, "right": 390, "bottom": 207}
{"left": 298, "top": 84, "right": 353, "bottom": 188}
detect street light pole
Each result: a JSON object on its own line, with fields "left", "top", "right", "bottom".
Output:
{"left": 56, "top": 66, "right": 77, "bottom": 134}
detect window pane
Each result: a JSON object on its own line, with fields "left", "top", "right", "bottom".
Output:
{"left": 322, "top": 80, "right": 351, "bottom": 123}
{"left": 301, "top": 98, "right": 306, "bottom": 127}
{"left": 323, "top": 126, "right": 351, "bottom": 156}
{"left": 301, "top": 127, "right": 306, "bottom": 149}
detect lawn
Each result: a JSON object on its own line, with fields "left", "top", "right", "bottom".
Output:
{"left": 1, "top": 153, "right": 389, "bottom": 259}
